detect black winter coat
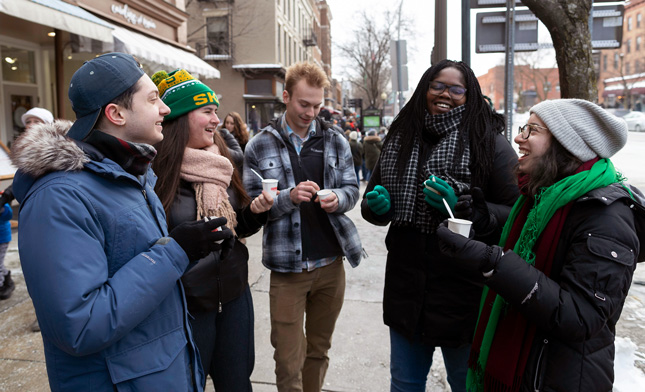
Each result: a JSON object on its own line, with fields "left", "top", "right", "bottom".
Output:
{"left": 168, "top": 180, "right": 267, "bottom": 313}
{"left": 487, "top": 184, "right": 644, "bottom": 392}
{"left": 361, "top": 133, "right": 519, "bottom": 347}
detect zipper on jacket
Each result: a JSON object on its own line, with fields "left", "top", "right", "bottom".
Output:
{"left": 533, "top": 338, "right": 549, "bottom": 392}
{"left": 217, "top": 276, "right": 223, "bottom": 313}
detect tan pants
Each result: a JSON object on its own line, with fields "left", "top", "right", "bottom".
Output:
{"left": 269, "top": 257, "right": 346, "bottom": 392}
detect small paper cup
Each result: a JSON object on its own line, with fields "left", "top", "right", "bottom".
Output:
{"left": 448, "top": 218, "right": 472, "bottom": 237}
{"left": 317, "top": 189, "right": 333, "bottom": 201}
{"left": 262, "top": 179, "right": 279, "bottom": 198}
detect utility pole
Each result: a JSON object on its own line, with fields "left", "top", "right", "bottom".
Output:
{"left": 432, "top": 0, "right": 447, "bottom": 65}
{"left": 462, "top": 0, "right": 470, "bottom": 65}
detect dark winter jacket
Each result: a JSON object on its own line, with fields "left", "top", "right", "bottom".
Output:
{"left": 218, "top": 128, "right": 244, "bottom": 173}
{"left": 349, "top": 139, "right": 363, "bottom": 166}
{"left": 168, "top": 180, "right": 266, "bottom": 313}
{"left": 362, "top": 135, "right": 383, "bottom": 170}
{"left": 487, "top": 183, "right": 644, "bottom": 392}
{"left": 11, "top": 121, "right": 204, "bottom": 391}
{"left": 361, "top": 133, "right": 519, "bottom": 347}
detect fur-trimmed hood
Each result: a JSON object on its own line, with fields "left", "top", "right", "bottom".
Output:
{"left": 10, "top": 120, "right": 88, "bottom": 179}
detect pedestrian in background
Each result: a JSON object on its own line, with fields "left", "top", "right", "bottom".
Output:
{"left": 362, "top": 128, "right": 382, "bottom": 182}
{"left": 349, "top": 130, "right": 363, "bottom": 185}
{"left": 223, "top": 111, "right": 250, "bottom": 152}
{"left": 152, "top": 68, "right": 273, "bottom": 391}
{"left": 0, "top": 107, "right": 54, "bottom": 303}
{"left": 20, "top": 107, "right": 53, "bottom": 130}
{"left": 361, "top": 59, "right": 519, "bottom": 392}
{"left": 0, "top": 198, "right": 12, "bottom": 301}
{"left": 437, "top": 99, "right": 644, "bottom": 392}
{"left": 244, "top": 61, "right": 363, "bottom": 392}
{"left": 10, "top": 53, "right": 232, "bottom": 391}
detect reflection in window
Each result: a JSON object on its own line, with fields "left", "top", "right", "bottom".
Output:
{"left": 1, "top": 46, "right": 36, "bottom": 84}
{"left": 207, "top": 16, "right": 230, "bottom": 56}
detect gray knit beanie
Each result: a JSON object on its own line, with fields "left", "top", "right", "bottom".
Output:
{"left": 529, "top": 99, "right": 628, "bottom": 161}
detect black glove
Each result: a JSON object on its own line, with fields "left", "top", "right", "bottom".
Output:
{"left": 218, "top": 226, "right": 236, "bottom": 260}
{"left": 453, "top": 187, "right": 497, "bottom": 236}
{"left": 0, "top": 186, "right": 14, "bottom": 207}
{"left": 436, "top": 220, "right": 503, "bottom": 273}
{"left": 169, "top": 217, "right": 234, "bottom": 262}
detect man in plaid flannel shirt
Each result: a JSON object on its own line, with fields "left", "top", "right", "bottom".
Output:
{"left": 243, "top": 62, "right": 363, "bottom": 392}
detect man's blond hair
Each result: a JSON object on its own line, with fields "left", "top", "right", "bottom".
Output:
{"left": 285, "top": 62, "right": 330, "bottom": 95}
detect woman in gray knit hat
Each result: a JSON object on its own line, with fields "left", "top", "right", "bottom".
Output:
{"left": 437, "top": 98, "right": 645, "bottom": 392}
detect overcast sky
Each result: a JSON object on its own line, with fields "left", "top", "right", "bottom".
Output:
{"left": 324, "top": 0, "right": 559, "bottom": 91}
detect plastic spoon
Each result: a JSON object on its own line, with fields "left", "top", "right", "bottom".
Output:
{"left": 250, "top": 168, "right": 264, "bottom": 181}
{"left": 442, "top": 197, "right": 455, "bottom": 220}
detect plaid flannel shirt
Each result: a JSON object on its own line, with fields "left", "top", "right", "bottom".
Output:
{"left": 243, "top": 117, "right": 363, "bottom": 273}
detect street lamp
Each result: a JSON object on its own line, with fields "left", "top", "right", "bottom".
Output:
{"left": 380, "top": 92, "right": 387, "bottom": 109}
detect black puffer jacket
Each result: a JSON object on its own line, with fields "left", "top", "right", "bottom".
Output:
{"left": 361, "top": 133, "right": 519, "bottom": 347}
{"left": 167, "top": 180, "right": 267, "bottom": 313}
{"left": 485, "top": 183, "right": 644, "bottom": 392}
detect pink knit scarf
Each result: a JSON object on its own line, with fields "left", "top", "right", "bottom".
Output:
{"left": 180, "top": 144, "right": 237, "bottom": 234}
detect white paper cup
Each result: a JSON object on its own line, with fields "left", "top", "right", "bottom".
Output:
{"left": 262, "top": 179, "right": 279, "bottom": 198}
{"left": 448, "top": 218, "right": 472, "bottom": 237}
{"left": 317, "top": 189, "right": 333, "bottom": 201}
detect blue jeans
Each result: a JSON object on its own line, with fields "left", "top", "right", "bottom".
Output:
{"left": 189, "top": 285, "right": 255, "bottom": 392}
{"left": 354, "top": 165, "right": 361, "bottom": 184}
{"left": 390, "top": 328, "right": 470, "bottom": 392}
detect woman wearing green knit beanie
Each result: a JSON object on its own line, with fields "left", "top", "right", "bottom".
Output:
{"left": 151, "top": 69, "right": 274, "bottom": 391}
{"left": 436, "top": 98, "right": 645, "bottom": 392}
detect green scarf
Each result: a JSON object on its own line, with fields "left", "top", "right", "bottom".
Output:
{"left": 467, "top": 158, "right": 621, "bottom": 391}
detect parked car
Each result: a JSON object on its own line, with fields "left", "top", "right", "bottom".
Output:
{"left": 604, "top": 108, "right": 631, "bottom": 118}
{"left": 622, "top": 111, "right": 645, "bottom": 132}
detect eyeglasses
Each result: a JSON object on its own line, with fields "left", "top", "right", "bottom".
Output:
{"left": 518, "top": 123, "right": 549, "bottom": 139}
{"left": 428, "top": 82, "right": 467, "bottom": 99}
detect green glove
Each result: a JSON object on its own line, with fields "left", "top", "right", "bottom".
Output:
{"left": 366, "top": 185, "right": 391, "bottom": 215}
{"left": 423, "top": 176, "right": 457, "bottom": 216}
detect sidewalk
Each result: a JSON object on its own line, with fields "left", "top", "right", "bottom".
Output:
{"left": 0, "top": 182, "right": 450, "bottom": 392}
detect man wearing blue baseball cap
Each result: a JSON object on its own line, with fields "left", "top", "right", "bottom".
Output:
{"left": 10, "top": 53, "right": 234, "bottom": 391}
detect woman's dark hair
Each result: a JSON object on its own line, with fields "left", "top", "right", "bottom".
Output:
{"left": 384, "top": 59, "right": 505, "bottom": 190}
{"left": 153, "top": 114, "right": 250, "bottom": 216}
{"left": 519, "top": 136, "right": 583, "bottom": 197}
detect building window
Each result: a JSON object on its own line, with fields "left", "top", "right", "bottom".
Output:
{"left": 277, "top": 24, "right": 281, "bottom": 63}
{"left": 639, "top": 14, "right": 642, "bottom": 28}
{"left": 206, "top": 16, "right": 230, "bottom": 56}
{"left": 627, "top": 39, "right": 632, "bottom": 53}
{"left": 603, "top": 54, "right": 608, "bottom": 71}
{"left": 636, "top": 60, "right": 641, "bottom": 73}
{"left": 626, "top": 61, "right": 631, "bottom": 74}
{"left": 638, "top": 36, "right": 642, "bottom": 51}
{"left": 628, "top": 17, "right": 633, "bottom": 31}
{"left": 1, "top": 46, "right": 36, "bottom": 83}
{"left": 614, "top": 53, "right": 620, "bottom": 69}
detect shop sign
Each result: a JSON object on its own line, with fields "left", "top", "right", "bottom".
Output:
{"left": 111, "top": 3, "right": 157, "bottom": 30}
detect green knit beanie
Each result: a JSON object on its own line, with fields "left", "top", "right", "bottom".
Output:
{"left": 152, "top": 69, "right": 219, "bottom": 121}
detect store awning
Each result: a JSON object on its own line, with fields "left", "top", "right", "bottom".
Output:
{"left": 0, "top": 0, "right": 114, "bottom": 42}
{"left": 112, "top": 26, "right": 220, "bottom": 79}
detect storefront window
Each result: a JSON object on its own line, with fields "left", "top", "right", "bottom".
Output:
{"left": 246, "top": 102, "right": 284, "bottom": 135}
{"left": 1, "top": 46, "right": 36, "bottom": 84}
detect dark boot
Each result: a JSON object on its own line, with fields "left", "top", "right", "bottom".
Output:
{"left": 0, "top": 270, "right": 15, "bottom": 300}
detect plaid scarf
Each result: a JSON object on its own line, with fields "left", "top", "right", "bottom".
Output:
{"left": 467, "top": 158, "right": 620, "bottom": 392}
{"left": 380, "top": 104, "right": 470, "bottom": 233}
{"left": 84, "top": 130, "right": 157, "bottom": 176}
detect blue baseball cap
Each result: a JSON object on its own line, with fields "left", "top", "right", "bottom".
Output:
{"left": 67, "top": 52, "right": 145, "bottom": 141}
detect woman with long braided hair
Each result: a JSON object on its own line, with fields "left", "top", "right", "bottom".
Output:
{"left": 361, "top": 59, "right": 519, "bottom": 392}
